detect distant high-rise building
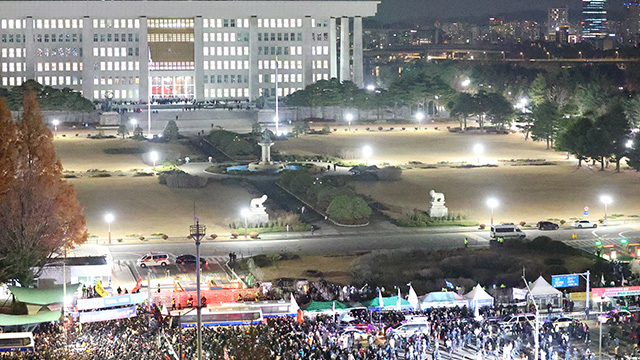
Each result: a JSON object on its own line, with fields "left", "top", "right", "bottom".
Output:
{"left": 556, "top": 25, "right": 570, "bottom": 43}
{"left": 548, "top": 6, "right": 569, "bottom": 41}
{"left": 622, "top": 2, "right": 640, "bottom": 46}
{"left": 582, "top": 0, "right": 608, "bottom": 39}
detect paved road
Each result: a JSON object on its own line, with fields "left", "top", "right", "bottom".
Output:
{"left": 106, "top": 223, "right": 640, "bottom": 263}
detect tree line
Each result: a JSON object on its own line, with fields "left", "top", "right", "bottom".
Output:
{"left": 0, "top": 79, "right": 94, "bottom": 112}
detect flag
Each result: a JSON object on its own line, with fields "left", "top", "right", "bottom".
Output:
{"left": 331, "top": 301, "right": 336, "bottom": 313}
{"left": 601, "top": 274, "right": 605, "bottom": 286}
{"left": 408, "top": 284, "right": 419, "bottom": 310}
{"left": 94, "top": 280, "right": 107, "bottom": 297}
{"left": 378, "top": 287, "right": 384, "bottom": 308}
{"left": 161, "top": 304, "right": 169, "bottom": 316}
{"left": 290, "top": 293, "right": 300, "bottom": 312}
{"left": 622, "top": 272, "right": 626, "bottom": 286}
{"left": 396, "top": 287, "right": 401, "bottom": 311}
{"left": 445, "top": 279, "right": 455, "bottom": 289}
{"left": 132, "top": 277, "right": 143, "bottom": 293}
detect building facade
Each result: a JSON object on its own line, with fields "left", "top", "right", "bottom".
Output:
{"left": 582, "top": 0, "right": 608, "bottom": 39}
{"left": 0, "top": 1, "right": 378, "bottom": 102}
{"left": 622, "top": 2, "right": 640, "bottom": 46}
{"left": 548, "top": 6, "right": 569, "bottom": 41}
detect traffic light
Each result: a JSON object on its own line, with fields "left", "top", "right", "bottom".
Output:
{"left": 595, "top": 240, "right": 602, "bottom": 247}
{"left": 621, "top": 238, "right": 628, "bottom": 245}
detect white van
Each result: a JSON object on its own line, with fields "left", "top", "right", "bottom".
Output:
{"left": 499, "top": 314, "right": 536, "bottom": 331}
{"left": 391, "top": 321, "right": 430, "bottom": 337}
{"left": 490, "top": 223, "right": 525, "bottom": 240}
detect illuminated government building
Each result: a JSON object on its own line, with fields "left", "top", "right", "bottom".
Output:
{"left": 0, "top": 1, "right": 378, "bottom": 102}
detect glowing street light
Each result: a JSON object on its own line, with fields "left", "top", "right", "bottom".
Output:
{"left": 149, "top": 151, "right": 159, "bottom": 170}
{"left": 461, "top": 78, "right": 471, "bottom": 87}
{"left": 600, "top": 195, "right": 612, "bottom": 226}
{"left": 241, "top": 208, "right": 251, "bottom": 239}
{"left": 362, "top": 145, "right": 372, "bottom": 166}
{"left": 52, "top": 119, "right": 60, "bottom": 137}
{"left": 473, "top": 143, "right": 484, "bottom": 164}
{"left": 415, "top": 112, "right": 424, "bottom": 130}
{"left": 130, "top": 119, "right": 138, "bottom": 128}
{"left": 578, "top": 51, "right": 583, "bottom": 59}
{"left": 366, "top": 84, "right": 375, "bottom": 92}
{"left": 486, "top": 198, "right": 499, "bottom": 226}
{"left": 626, "top": 139, "right": 634, "bottom": 149}
{"left": 517, "top": 98, "right": 528, "bottom": 113}
{"left": 345, "top": 113, "right": 354, "bottom": 132}
{"left": 105, "top": 213, "right": 115, "bottom": 244}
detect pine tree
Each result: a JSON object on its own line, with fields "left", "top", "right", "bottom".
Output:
{"left": 0, "top": 92, "right": 87, "bottom": 285}
{"left": 117, "top": 124, "right": 129, "bottom": 139}
{"left": 162, "top": 119, "right": 180, "bottom": 141}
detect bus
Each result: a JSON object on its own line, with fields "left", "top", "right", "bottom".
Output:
{"left": 173, "top": 307, "right": 263, "bottom": 327}
{"left": 0, "top": 332, "right": 34, "bottom": 352}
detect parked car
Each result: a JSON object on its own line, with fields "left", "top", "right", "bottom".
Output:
{"left": 175, "top": 254, "right": 207, "bottom": 267}
{"left": 490, "top": 223, "right": 526, "bottom": 240}
{"left": 547, "top": 317, "right": 579, "bottom": 331}
{"left": 601, "top": 309, "right": 633, "bottom": 323}
{"left": 391, "top": 321, "right": 430, "bottom": 337}
{"left": 571, "top": 219, "right": 597, "bottom": 229}
{"left": 137, "top": 253, "right": 170, "bottom": 268}
{"left": 499, "top": 314, "right": 536, "bottom": 331}
{"left": 537, "top": 221, "right": 559, "bottom": 230}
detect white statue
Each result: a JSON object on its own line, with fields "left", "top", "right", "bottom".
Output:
{"left": 248, "top": 195, "right": 269, "bottom": 223}
{"left": 428, "top": 190, "right": 449, "bottom": 218}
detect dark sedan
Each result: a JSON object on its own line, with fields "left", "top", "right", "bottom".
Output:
{"left": 175, "top": 254, "right": 208, "bottom": 267}
{"left": 537, "top": 221, "right": 559, "bottom": 230}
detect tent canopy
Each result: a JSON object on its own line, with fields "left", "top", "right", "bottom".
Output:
{"left": 421, "top": 291, "right": 466, "bottom": 303}
{"left": 303, "top": 301, "right": 349, "bottom": 312}
{"left": 9, "top": 284, "right": 79, "bottom": 306}
{"left": 362, "top": 296, "right": 411, "bottom": 309}
{"left": 464, "top": 284, "right": 494, "bottom": 301}
{"left": 0, "top": 310, "right": 61, "bottom": 326}
{"left": 529, "top": 276, "right": 562, "bottom": 296}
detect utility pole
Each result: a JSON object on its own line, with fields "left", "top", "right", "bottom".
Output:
{"left": 522, "top": 275, "right": 540, "bottom": 360}
{"left": 190, "top": 219, "right": 206, "bottom": 360}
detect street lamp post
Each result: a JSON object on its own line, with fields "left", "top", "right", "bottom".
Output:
{"left": 415, "top": 112, "right": 424, "bottom": 130}
{"left": 105, "top": 213, "right": 114, "bottom": 244}
{"left": 600, "top": 195, "right": 612, "bottom": 226}
{"left": 190, "top": 220, "right": 206, "bottom": 360}
{"left": 149, "top": 151, "right": 159, "bottom": 170}
{"left": 362, "top": 146, "right": 372, "bottom": 166}
{"left": 52, "top": 119, "right": 60, "bottom": 137}
{"left": 130, "top": 119, "right": 138, "bottom": 130}
{"left": 461, "top": 78, "right": 471, "bottom": 88}
{"left": 487, "top": 198, "right": 498, "bottom": 226}
{"left": 473, "top": 143, "right": 484, "bottom": 165}
{"left": 346, "top": 113, "right": 353, "bottom": 132}
{"left": 241, "top": 208, "right": 250, "bottom": 239}
{"left": 546, "top": 51, "right": 551, "bottom": 60}
{"left": 579, "top": 51, "right": 583, "bottom": 59}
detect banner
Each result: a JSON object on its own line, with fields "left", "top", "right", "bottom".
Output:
{"left": 79, "top": 306, "right": 137, "bottom": 323}
{"left": 592, "top": 286, "right": 640, "bottom": 297}
{"left": 77, "top": 293, "right": 147, "bottom": 311}
{"left": 94, "top": 280, "right": 107, "bottom": 298}
{"left": 512, "top": 288, "right": 528, "bottom": 300}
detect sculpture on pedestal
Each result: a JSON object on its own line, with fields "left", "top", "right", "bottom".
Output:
{"left": 247, "top": 195, "right": 269, "bottom": 224}
{"left": 428, "top": 190, "right": 449, "bottom": 218}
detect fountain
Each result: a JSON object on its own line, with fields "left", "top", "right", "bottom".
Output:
{"left": 246, "top": 130, "right": 285, "bottom": 171}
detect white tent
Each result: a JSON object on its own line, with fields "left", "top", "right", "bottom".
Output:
{"left": 464, "top": 284, "right": 494, "bottom": 309}
{"left": 419, "top": 291, "right": 468, "bottom": 310}
{"left": 528, "top": 276, "right": 562, "bottom": 308}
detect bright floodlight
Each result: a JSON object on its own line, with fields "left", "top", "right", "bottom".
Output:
{"left": 366, "top": 84, "right": 375, "bottom": 91}
{"left": 104, "top": 213, "right": 114, "bottom": 223}
{"left": 415, "top": 112, "right": 425, "bottom": 121}
{"left": 346, "top": 113, "right": 354, "bottom": 122}
{"left": 461, "top": 78, "right": 471, "bottom": 87}
{"left": 130, "top": 119, "right": 138, "bottom": 126}
{"left": 149, "top": 151, "right": 159, "bottom": 163}
{"left": 486, "top": 198, "right": 499, "bottom": 209}
{"left": 52, "top": 119, "right": 60, "bottom": 126}
{"left": 600, "top": 195, "right": 612, "bottom": 205}
{"left": 241, "top": 208, "right": 251, "bottom": 218}
{"left": 627, "top": 139, "right": 634, "bottom": 148}
{"left": 473, "top": 143, "right": 484, "bottom": 156}
{"left": 362, "top": 145, "right": 372, "bottom": 158}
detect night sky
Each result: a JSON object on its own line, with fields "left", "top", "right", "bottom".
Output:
{"left": 376, "top": 0, "right": 592, "bottom": 23}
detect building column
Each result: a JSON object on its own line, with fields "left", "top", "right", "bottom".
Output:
{"left": 138, "top": 16, "right": 149, "bottom": 103}
{"left": 249, "top": 16, "right": 259, "bottom": 101}
{"left": 81, "top": 16, "right": 93, "bottom": 99}
{"left": 339, "top": 17, "right": 350, "bottom": 82}
{"left": 193, "top": 16, "right": 204, "bottom": 101}
{"left": 329, "top": 17, "right": 337, "bottom": 79}
{"left": 302, "top": 16, "right": 313, "bottom": 87}
{"left": 24, "top": 17, "right": 35, "bottom": 81}
{"left": 352, "top": 16, "right": 363, "bottom": 88}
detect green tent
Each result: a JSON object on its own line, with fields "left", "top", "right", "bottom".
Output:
{"left": 362, "top": 296, "right": 412, "bottom": 310}
{"left": 0, "top": 310, "right": 62, "bottom": 326}
{"left": 9, "top": 284, "right": 79, "bottom": 306}
{"left": 303, "top": 301, "right": 349, "bottom": 312}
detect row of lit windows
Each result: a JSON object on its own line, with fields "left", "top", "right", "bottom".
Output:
{"left": 312, "top": 46, "right": 329, "bottom": 56}
{"left": 203, "top": 60, "right": 249, "bottom": 70}
{"left": 258, "top": 46, "right": 304, "bottom": 56}
{"left": 1, "top": 34, "right": 25, "bottom": 43}
{"left": 313, "top": 73, "right": 330, "bottom": 82}
{"left": 1, "top": 76, "right": 24, "bottom": 86}
{"left": 203, "top": 19, "right": 249, "bottom": 29}
{"left": 93, "top": 47, "right": 138, "bottom": 58}
{"left": 36, "top": 33, "right": 80, "bottom": 43}
{"left": 35, "top": 19, "right": 82, "bottom": 29}
{"left": 1, "top": 48, "right": 25, "bottom": 58}
{"left": 93, "top": 89, "right": 138, "bottom": 100}
{"left": 258, "top": 19, "right": 303, "bottom": 29}
{"left": 148, "top": 19, "right": 193, "bottom": 29}
{"left": 258, "top": 32, "right": 303, "bottom": 42}
{"left": 93, "top": 33, "right": 139, "bottom": 43}
{"left": 93, "top": 76, "right": 139, "bottom": 85}
{"left": 203, "top": 46, "right": 249, "bottom": 57}
{"left": 1, "top": 62, "right": 25, "bottom": 72}
{"left": 259, "top": 87, "right": 302, "bottom": 97}
{"left": 0, "top": 19, "right": 27, "bottom": 30}
{"left": 311, "top": 60, "right": 329, "bottom": 69}
{"left": 94, "top": 61, "right": 139, "bottom": 72}
{"left": 36, "top": 62, "right": 81, "bottom": 72}
{"left": 203, "top": 33, "right": 248, "bottom": 43}
{"left": 36, "top": 75, "right": 79, "bottom": 86}
{"left": 93, "top": 19, "right": 139, "bottom": 30}
{"left": 204, "top": 74, "right": 248, "bottom": 84}
{"left": 204, "top": 88, "right": 250, "bottom": 98}
{"left": 37, "top": 47, "right": 80, "bottom": 58}
{"left": 150, "top": 62, "right": 194, "bottom": 71}
{"left": 259, "top": 73, "right": 303, "bottom": 84}
{"left": 258, "top": 60, "right": 303, "bottom": 70}
{"left": 148, "top": 34, "right": 194, "bottom": 43}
